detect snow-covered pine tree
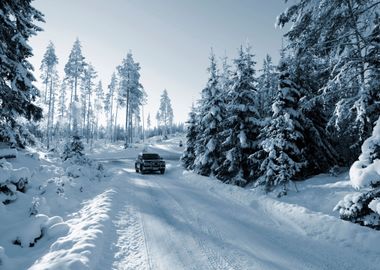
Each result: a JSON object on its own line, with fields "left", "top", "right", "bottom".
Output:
{"left": 40, "top": 41, "right": 58, "bottom": 103}
{"left": 64, "top": 38, "right": 86, "bottom": 136}
{"left": 157, "top": 89, "right": 174, "bottom": 138}
{"left": 146, "top": 113, "right": 151, "bottom": 137}
{"left": 139, "top": 87, "right": 148, "bottom": 141}
{"left": 40, "top": 41, "right": 59, "bottom": 149}
{"left": 117, "top": 52, "right": 144, "bottom": 146}
{"left": 81, "top": 64, "right": 97, "bottom": 143}
{"left": 334, "top": 116, "right": 380, "bottom": 229}
{"left": 193, "top": 51, "right": 225, "bottom": 176}
{"left": 181, "top": 104, "right": 199, "bottom": 170}
{"left": 253, "top": 60, "right": 307, "bottom": 196}
{"left": 257, "top": 54, "right": 278, "bottom": 118}
{"left": 104, "top": 73, "right": 117, "bottom": 141}
{"left": 0, "top": 0, "right": 44, "bottom": 147}
{"left": 94, "top": 81, "right": 104, "bottom": 140}
{"left": 216, "top": 45, "right": 261, "bottom": 185}
{"left": 57, "top": 79, "right": 68, "bottom": 138}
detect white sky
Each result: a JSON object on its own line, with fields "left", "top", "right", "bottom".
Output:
{"left": 29, "top": 0, "right": 291, "bottom": 125}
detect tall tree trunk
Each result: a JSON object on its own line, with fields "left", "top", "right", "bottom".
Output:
{"left": 72, "top": 75, "right": 79, "bottom": 136}
{"left": 87, "top": 92, "right": 91, "bottom": 144}
{"left": 69, "top": 80, "right": 74, "bottom": 134}
{"left": 51, "top": 81, "right": 56, "bottom": 143}
{"left": 46, "top": 76, "right": 53, "bottom": 149}
{"left": 109, "top": 92, "right": 114, "bottom": 142}
{"left": 142, "top": 104, "right": 145, "bottom": 142}
{"left": 114, "top": 102, "right": 119, "bottom": 142}
{"left": 125, "top": 88, "right": 130, "bottom": 147}
{"left": 129, "top": 113, "right": 133, "bottom": 144}
{"left": 44, "top": 71, "right": 48, "bottom": 103}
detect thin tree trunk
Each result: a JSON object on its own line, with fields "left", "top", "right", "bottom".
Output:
{"left": 142, "top": 104, "right": 145, "bottom": 142}
{"left": 69, "top": 80, "right": 74, "bottom": 134}
{"left": 109, "top": 91, "right": 114, "bottom": 142}
{"left": 46, "top": 76, "right": 53, "bottom": 149}
{"left": 51, "top": 79, "right": 56, "bottom": 145}
{"left": 114, "top": 102, "right": 119, "bottom": 142}
{"left": 87, "top": 92, "right": 91, "bottom": 144}
{"left": 130, "top": 113, "right": 133, "bottom": 144}
{"left": 72, "top": 75, "right": 79, "bottom": 136}
{"left": 44, "top": 71, "right": 48, "bottom": 103}
{"left": 125, "top": 88, "right": 130, "bottom": 147}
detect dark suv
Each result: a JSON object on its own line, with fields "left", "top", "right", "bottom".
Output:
{"left": 135, "top": 153, "right": 166, "bottom": 174}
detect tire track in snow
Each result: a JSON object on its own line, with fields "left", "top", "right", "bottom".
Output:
{"left": 111, "top": 204, "right": 149, "bottom": 270}
{"left": 152, "top": 177, "right": 243, "bottom": 270}
{"left": 140, "top": 178, "right": 202, "bottom": 270}
{"left": 93, "top": 173, "right": 150, "bottom": 270}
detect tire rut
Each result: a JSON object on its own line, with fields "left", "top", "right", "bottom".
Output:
{"left": 153, "top": 177, "right": 245, "bottom": 270}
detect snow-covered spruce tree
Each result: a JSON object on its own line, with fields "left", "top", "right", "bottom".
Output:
{"left": 61, "top": 134, "right": 105, "bottom": 181}
{"left": 365, "top": 13, "right": 380, "bottom": 134}
{"left": 257, "top": 54, "right": 278, "bottom": 118}
{"left": 193, "top": 51, "right": 226, "bottom": 176}
{"left": 216, "top": 45, "right": 261, "bottom": 185}
{"left": 64, "top": 38, "right": 86, "bottom": 136}
{"left": 252, "top": 60, "right": 307, "bottom": 196}
{"left": 62, "top": 135, "right": 84, "bottom": 161}
{"left": 218, "top": 55, "right": 233, "bottom": 97}
{"left": 0, "top": 0, "right": 44, "bottom": 147}
{"left": 278, "top": 0, "right": 380, "bottom": 164}
{"left": 157, "top": 89, "right": 174, "bottom": 138}
{"left": 40, "top": 41, "right": 59, "bottom": 149}
{"left": 286, "top": 53, "right": 339, "bottom": 176}
{"left": 181, "top": 104, "right": 199, "bottom": 170}
{"left": 334, "top": 116, "right": 380, "bottom": 230}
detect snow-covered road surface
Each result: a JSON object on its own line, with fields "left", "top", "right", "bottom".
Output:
{"left": 86, "top": 159, "right": 378, "bottom": 270}
{"left": 25, "top": 139, "right": 380, "bottom": 270}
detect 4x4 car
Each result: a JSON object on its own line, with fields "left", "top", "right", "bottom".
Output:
{"left": 135, "top": 153, "right": 166, "bottom": 174}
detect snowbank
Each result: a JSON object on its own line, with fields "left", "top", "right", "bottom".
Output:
{"left": 29, "top": 190, "right": 114, "bottom": 270}
{"left": 0, "top": 159, "right": 30, "bottom": 203}
{"left": 14, "top": 214, "right": 69, "bottom": 248}
{"left": 0, "top": 143, "right": 111, "bottom": 270}
{"left": 349, "top": 117, "right": 380, "bottom": 189}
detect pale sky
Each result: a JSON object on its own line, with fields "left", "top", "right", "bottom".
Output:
{"left": 29, "top": 0, "right": 291, "bottom": 125}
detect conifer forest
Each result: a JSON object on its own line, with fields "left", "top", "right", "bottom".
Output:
{"left": 0, "top": 1, "right": 380, "bottom": 269}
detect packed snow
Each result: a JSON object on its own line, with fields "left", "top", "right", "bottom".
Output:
{"left": 0, "top": 136, "right": 379, "bottom": 270}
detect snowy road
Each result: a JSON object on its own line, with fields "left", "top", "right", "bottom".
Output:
{"left": 27, "top": 139, "right": 379, "bottom": 270}
{"left": 91, "top": 158, "right": 378, "bottom": 270}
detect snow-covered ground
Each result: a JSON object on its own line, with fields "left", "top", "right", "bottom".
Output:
{"left": 1, "top": 136, "right": 379, "bottom": 269}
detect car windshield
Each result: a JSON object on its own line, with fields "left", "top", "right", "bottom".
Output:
{"left": 142, "top": 153, "right": 160, "bottom": 160}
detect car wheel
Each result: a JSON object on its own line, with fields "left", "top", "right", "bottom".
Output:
{"left": 135, "top": 165, "right": 139, "bottom": 173}
{"left": 160, "top": 169, "right": 165, "bottom": 174}
{"left": 140, "top": 165, "right": 145, "bottom": 174}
